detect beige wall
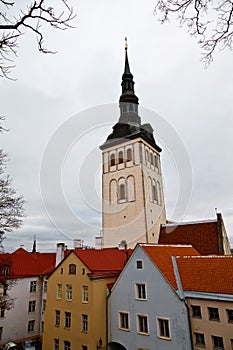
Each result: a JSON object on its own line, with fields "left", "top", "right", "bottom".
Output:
{"left": 188, "top": 297, "right": 233, "bottom": 350}
{"left": 43, "top": 252, "right": 117, "bottom": 350}
{"left": 102, "top": 137, "right": 166, "bottom": 248}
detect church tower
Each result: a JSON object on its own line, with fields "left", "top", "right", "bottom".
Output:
{"left": 100, "top": 42, "right": 166, "bottom": 248}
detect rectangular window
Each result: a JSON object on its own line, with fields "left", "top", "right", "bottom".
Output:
{"left": 55, "top": 310, "right": 60, "bottom": 326}
{"left": 191, "top": 305, "right": 202, "bottom": 318}
{"left": 0, "top": 308, "right": 5, "bottom": 318}
{"left": 64, "top": 341, "right": 71, "bottom": 350}
{"left": 28, "top": 300, "right": 36, "bottom": 312}
{"left": 81, "top": 346, "right": 87, "bottom": 350}
{"left": 68, "top": 264, "right": 76, "bottom": 275}
{"left": 30, "top": 281, "right": 37, "bottom": 292}
{"left": 208, "top": 307, "right": 220, "bottom": 321}
{"left": 137, "top": 314, "right": 149, "bottom": 334}
{"left": 82, "top": 314, "right": 88, "bottom": 332}
{"left": 0, "top": 327, "right": 3, "bottom": 340}
{"left": 28, "top": 320, "right": 35, "bottom": 332}
{"left": 135, "top": 283, "right": 147, "bottom": 300}
{"left": 136, "top": 260, "right": 143, "bottom": 269}
{"left": 119, "top": 312, "right": 129, "bottom": 330}
{"left": 212, "top": 335, "right": 224, "bottom": 349}
{"left": 157, "top": 318, "right": 170, "bottom": 339}
{"left": 66, "top": 284, "right": 72, "bottom": 301}
{"left": 57, "top": 284, "right": 62, "bottom": 299}
{"left": 82, "top": 286, "right": 88, "bottom": 303}
{"left": 227, "top": 309, "right": 233, "bottom": 323}
{"left": 194, "top": 332, "right": 205, "bottom": 347}
{"left": 54, "top": 339, "right": 59, "bottom": 350}
{"left": 64, "top": 312, "right": 71, "bottom": 328}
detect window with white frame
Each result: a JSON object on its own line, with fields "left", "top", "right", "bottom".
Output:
{"left": 28, "top": 320, "right": 35, "bottom": 332}
{"left": 30, "top": 281, "right": 37, "bottom": 292}
{"left": 64, "top": 312, "right": 71, "bottom": 328}
{"left": 64, "top": 341, "right": 71, "bottom": 350}
{"left": 212, "top": 335, "right": 224, "bottom": 349}
{"left": 119, "top": 312, "right": 129, "bottom": 330}
{"left": 137, "top": 314, "right": 149, "bottom": 334}
{"left": 55, "top": 310, "right": 60, "bottom": 326}
{"left": 28, "top": 300, "right": 36, "bottom": 312}
{"left": 82, "top": 286, "right": 88, "bottom": 303}
{"left": 135, "top": 283, "right": 147, "bottom": 300}
{"left": 57, "top": 284, "right": 62, "bottom": 299}
{"left": 82, "top": 314, "right": 88, "bottom": 332}
{"left": 157, "top": 318, "right": 171, "bottom": 339}
{"left": 66, "top": 284, "right": 72, "bottom": 301}
{"left": 54, "top": 339, "right": 59, "bottom": 350}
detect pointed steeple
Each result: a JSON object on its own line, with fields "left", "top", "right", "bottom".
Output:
{"left": 32, "top": 235, "right": 36, "bottom": 253}
{"left": 119, "top": 38, "right": 139, "bottom": 105}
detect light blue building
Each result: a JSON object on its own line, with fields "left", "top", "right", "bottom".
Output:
{"left": 107, "top": 243, "right": 198, "bottom": 350}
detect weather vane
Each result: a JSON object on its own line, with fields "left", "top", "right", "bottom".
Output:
{"left": 125, "top": 37, "right": 128, "bottom": 50}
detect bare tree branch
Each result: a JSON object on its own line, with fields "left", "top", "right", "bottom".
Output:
{"left": 154, "top": 0, "right": 233, "bottom": 64}
{"left": 0, "top": 0, "right": 76, "bottom": 78}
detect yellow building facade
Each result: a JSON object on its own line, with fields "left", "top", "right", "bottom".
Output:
{"left": 42, "top": 248, "right": 129, "bottom": 350}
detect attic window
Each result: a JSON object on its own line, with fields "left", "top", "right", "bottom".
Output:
{"left": 69, "top": 264, "right": 76, "bottom": 275}
{"left": 136, "top": 260, "right": 143, "bottom": 269}
{"left": 3, "top": 267, "right": 9, "bottom": 276}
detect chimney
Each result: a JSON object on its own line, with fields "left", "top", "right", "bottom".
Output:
{"left": 95, "top": 236, "right": 103, "bottom": 250}
{"left": 73, "top": 239, "right": 83, "bottom": 249}
{"left": 56, "top": 243, "right": 65, "bottom": 266}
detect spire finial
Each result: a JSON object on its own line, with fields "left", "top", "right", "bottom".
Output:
{"left": 125, "top": 37, "right": 128, "bottom": 51}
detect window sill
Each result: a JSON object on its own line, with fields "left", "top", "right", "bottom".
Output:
{"left": 119, "top": 327, "right": 130, "bottom": 332}
{"left": 137, "top": 331, "right": 149, "bottom": 336}
{"left": 158, "top": 336, "right": 171, "bottom": 341}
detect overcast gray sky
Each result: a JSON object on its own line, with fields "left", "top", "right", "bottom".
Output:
{"left": 1, "top": 0, "right": 233, "bottom": 252}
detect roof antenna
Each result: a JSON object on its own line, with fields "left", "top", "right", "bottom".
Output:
{"left": 32, "top": 235, "right": 36, "bottom": 253}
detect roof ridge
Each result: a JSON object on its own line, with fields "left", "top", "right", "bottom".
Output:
{"left": 162, "top": 219, "right": 217, "bottom": 227}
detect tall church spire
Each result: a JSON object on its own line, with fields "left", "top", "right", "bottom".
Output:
{"left": 119, "top": 38, "right": 139, "bottom": 105}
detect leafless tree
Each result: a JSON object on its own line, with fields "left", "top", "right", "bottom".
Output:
{"left": 0, "top": 0, "right": 75, "bottom": 78}
{"left": 154, "top": 0, "right": 233, "bottom": 64}
{"left": 0, "top": 117, "right": 25, "bottom": 243}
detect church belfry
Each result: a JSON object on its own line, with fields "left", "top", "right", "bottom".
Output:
{"left": 100, "top": 41, "right": 166, "bottom": 248}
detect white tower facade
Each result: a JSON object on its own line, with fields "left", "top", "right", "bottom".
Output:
{"left": 100, "top": 45, "right": 166, "bottom": 248}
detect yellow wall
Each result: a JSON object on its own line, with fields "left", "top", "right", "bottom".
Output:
{"left": 43, "top": 252, "right": 117, "bottom": 350}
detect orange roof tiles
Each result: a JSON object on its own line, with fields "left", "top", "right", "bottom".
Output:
{"left": 0, "top": 247, "right": 56, "bottom": 279}
{"left": 141, "top": 244, "right": 200, "bottom": 289}
{"left": 159, "top": 220, "right": 221, "bottom": 255}
{"left": 73, "top": 248, "right": 132, "bottom": 275}
{"left": 176, "top": 255, "right": 233, "bottom": 295}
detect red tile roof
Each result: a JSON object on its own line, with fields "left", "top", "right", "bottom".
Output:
{"left": 176, "top": 255, "right": 233, "bottom": 295}
{"left": 159, "top": 220, "right": 221, "bottom": 255}
{"left": 73, "top": 248, "right": 131, "bottom": 274}
{"left": 141, "top": 244, "right": 200, "bottom": 289}
{"left": 0, "top": 248, "right": 56, "bottom": 279}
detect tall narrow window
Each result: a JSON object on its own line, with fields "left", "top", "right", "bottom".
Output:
{"left": 119, "top": 183, "right": 126, "bottom": 200}
{"left": 110, "top": 153, "right": 115, "bottom": 166}
{"left": 82, "top": 286, "right": 88, "bottom": 303}
{"left": 150, "top": 153, "right": 154, "bottom": 165}
{"left": 0, "top": 308, "right": 5, "bottom": 318}
{"left": 157, "top": 181, "right": 162, "bottom": 205}
{"left": 82, "top": 314, "right": 88, "bottom": 332}
{"left": 28, "top": 300, "right": 36, "bottom": 312}
{"left": 0, "top": 327, "right": 3, "bottom": 341}
{"left": 118, "top": 151, "right": 123, "bottom": 164}
{"left": 154, "top": 154, "right": 158, "bottom": 168}
{"left": 65, "top": 312, "right": 71, "bottom": 328}
{"left": 127, "top": 175, "right": 135, "bottom": 202}
{"left": 110, "top": 179, "right": 117, "bottom": 204}
{"left": 28, "top": 320, "right": 35, "bottom": 332}
{"left": 55, "top": 310, "right": 60, "bottom": 326}
{"left": 126, "top": 148, "right": 132, "bottom": 162}
{"left": 66, "top": 284, "right": 72, "bottom": 301}
{"left": 30, "top": 281, "right": 37, "bottom": 292}
{"left": 54, "top": 339, "right": 59, "bottom": 350}
{"left": 137, "top": 315, "right": 149, "bottom": 334}
{"left": 145, "top": 150, "right": 149, "bottom": 163}
{"left": 119, "top": 312, "right": 129, "bottom": 330}
{"left": 57, "top": 284, "right": 62, "bottom": 299}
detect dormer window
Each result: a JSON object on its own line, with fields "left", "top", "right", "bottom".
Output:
{"left": 3, "top": 267, "right": 9, "bottom": 276}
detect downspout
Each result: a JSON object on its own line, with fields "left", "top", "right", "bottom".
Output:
{"left": 171, "top": 257, "right": 194, "bottom": 350}
{"left": 106, "top": 288, "right": 111, "bottom": 350}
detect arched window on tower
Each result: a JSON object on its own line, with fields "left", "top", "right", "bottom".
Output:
{"left": 118, "top": 151, "right": 124, "bottom": 164}
{"left": 157, "top": 181, "right": 162, "bottom": 205}
{"left": 118, "top": 178, "right": 126, "bottom": 202}
{"left": 145, "top": 149, "right": 149, "bottom": 163}
{"left": 127, "top": 148, "right": 132, "bottom": 162}
{"left": 148, "top": 177, "right": 153, "bottom": 202}
{"left": 110, "top": 179, "right": 117, "bottom": 204}
{"left": 150, "top": 153, "right": 154, "bottom": 166}
{"left": 110, "top": 153, "right": 116, "bottom": 166}
{"left": 152, "top": 179, "right": 158, "bottom": 203}
{"left": 127, "top": 175, "right": 135, "bottom": 201}
{"left": 154, "top": 155, "right": 158, "bottom": 169}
